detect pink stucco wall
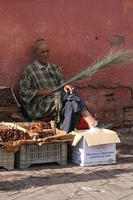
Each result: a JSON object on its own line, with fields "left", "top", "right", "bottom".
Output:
{"left": 0, "top": 0, "right": 133, "bottom": 126}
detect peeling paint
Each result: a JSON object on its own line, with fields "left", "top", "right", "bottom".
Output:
{"left": 110, "top": 35, "right": 125, "bottom": 47}
{"left": 123, "top": 0, "right": 133, "bottom": 14}
{"left": 107, "top": 19, "right": 112, "bottom": 27}
{"left": 78, "top": 84, "right": 133, "bottom": 127}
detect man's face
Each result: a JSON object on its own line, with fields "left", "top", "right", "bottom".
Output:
{"left": 35, "top": 43, "right": 49, "bottom": 65}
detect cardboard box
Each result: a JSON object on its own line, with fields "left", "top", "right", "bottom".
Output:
{"left": 71, "top": 128, "right": 120, "bottom": 166}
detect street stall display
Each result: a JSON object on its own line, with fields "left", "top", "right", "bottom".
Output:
{"left": 0, "top": 122, "right": 73, "bottom": 169}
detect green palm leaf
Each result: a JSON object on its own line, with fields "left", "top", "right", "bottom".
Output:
{"left": 53, "top": 49, "right": 133, "bottom": 92}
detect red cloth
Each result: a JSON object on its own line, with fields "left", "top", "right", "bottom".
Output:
{"left": 40, "top": 116, "right": 52, "bottom": 121}
{"left": 41, "top": 116, "right": 92, "bottom": 130}
{"left": 41, "top": 116, "right": 89, "bottom": 129}
{"left": 76, "top": 116, "right": 89, "bottom": 129}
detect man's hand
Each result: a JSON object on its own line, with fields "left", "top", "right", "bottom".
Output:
{"left": 64, "top": 85, "right": 74, "bottom": 94}
{"left": 36, "top": 88, "right": 53, "bottom": 96}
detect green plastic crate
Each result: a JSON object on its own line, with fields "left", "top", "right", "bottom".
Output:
{"left": 16, "top": 142, "right": 67, "bottom": 168}
{"left": 0, "top": 147, "right": 14, "bottom": 170}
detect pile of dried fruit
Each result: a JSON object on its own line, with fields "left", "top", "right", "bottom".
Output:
{"left": 29, "top": 122, "right": 56, "bottom": 139}
{"left": 30, "top": 122, "right": 50, "bottom": 132}
{"left": 0, "top": 122, "right": 57, "bottom": 143}
{"left": 38, "top": 130, "right": 56, "bottom": 138}
{"left": 0, "top": 129, "right": 31, "bottom": 142}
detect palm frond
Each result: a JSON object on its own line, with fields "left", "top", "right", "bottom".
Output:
{"left": 53, "top": 49, "right": 133, "bottom": 92}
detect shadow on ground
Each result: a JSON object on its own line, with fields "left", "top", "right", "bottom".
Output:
{"left": 0, "top": 144, "right": 133, "bottom": 192}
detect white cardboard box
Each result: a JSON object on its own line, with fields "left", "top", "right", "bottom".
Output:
{"left": 71, "top": 128, "right": 120, "bottom": 166}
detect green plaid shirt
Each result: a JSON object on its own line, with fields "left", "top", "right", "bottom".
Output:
{"left": 19, "top": 60, "right": 65, "bottom": 120}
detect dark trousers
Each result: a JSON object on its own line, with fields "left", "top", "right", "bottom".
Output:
{"left": 61, "top": 91, "right": 87, "bottom": 133}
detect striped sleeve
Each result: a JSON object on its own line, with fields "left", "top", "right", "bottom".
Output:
{"left": 19, "top": 68, "right": 37, "bottom": 104}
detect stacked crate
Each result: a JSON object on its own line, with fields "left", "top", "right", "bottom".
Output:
{"left": 0, "top": 147, "right": 14, "bottom": 170}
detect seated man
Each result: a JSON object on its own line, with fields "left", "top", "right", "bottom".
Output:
{"left": 19, "top": 39, "right": 98, "bottom": 132}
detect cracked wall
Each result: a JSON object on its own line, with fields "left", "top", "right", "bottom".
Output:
{"left": 77, "top": 84, "right": 133, "bottom": 127}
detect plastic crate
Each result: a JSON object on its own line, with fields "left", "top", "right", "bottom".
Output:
{"left": 16, "top": 142, "right": 67, "bottom": 168}
{"left": 0, "top": 147, "right": 14, "bottom": 170}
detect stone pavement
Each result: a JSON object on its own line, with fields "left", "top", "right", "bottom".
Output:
{"left": 0, "top": 143, "right": 133, "bottom": 200}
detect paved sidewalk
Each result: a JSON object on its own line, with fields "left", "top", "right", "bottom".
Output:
{"left": 0, "top": 144, "right": 133, "bottom": 200}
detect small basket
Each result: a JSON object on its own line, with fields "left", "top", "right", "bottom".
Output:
{"left": 0, "top": 87, "right": 23, "bottom": 122}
